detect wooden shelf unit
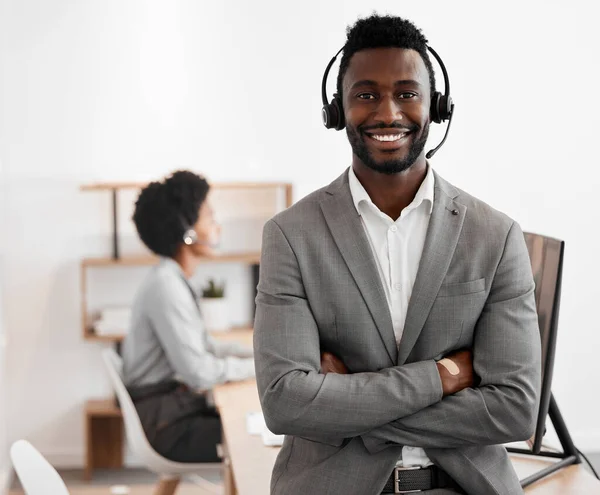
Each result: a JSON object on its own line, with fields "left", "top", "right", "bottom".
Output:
{"left": 81, "top": 180, "right": 293, "bottom": 195}
{"left": 84, "top": 325, "right": 254, "bottom": 343}
{"left": 80, "top": 179, "right": 292, "bottom": 479}
{"left": 80, "top": 179, "right": 292, "bottom": 340}
{"left": 82, "top": 251, "right": 261, "bottom": 268}
{"left": 81, "top": 252, "right": 263, "bottom": 339}
{"left": 81, "top": 180, "right": 292, "bottom": 260}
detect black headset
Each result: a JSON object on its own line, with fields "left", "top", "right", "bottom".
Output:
{"left": 321, "top": 45, "right": 455, "bottom": 159}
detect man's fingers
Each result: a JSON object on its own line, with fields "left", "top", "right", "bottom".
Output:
{"left": 321, "top": 352, "right": 348, "bottom": 374}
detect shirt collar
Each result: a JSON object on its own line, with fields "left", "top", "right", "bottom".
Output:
{"left": 160, "top": 257, "right": 199, "bottom": 298}
{"left": 348, "top": 165, "right": 435, "bottom": 217}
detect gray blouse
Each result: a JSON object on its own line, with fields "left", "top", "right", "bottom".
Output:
{"left": 122, "top": 257, "right": 255, "bottom": 391}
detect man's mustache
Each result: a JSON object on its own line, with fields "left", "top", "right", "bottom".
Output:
{"left": 359, "top": 122, "right": 420, "bottom": 133}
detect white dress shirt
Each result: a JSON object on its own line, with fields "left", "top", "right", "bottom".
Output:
{"left": 348, "top": 166, "right": 434, "bottom": 468}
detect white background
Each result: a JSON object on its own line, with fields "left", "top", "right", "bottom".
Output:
{"left": 0, "top": 154, "right": 8, "bottom": 486}
{"left": 0, "top": 0, "right": 599, "bottom": 467}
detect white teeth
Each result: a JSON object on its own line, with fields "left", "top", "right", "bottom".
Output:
{"left": 370, "top": 133, "right": 406, "bottom": 142}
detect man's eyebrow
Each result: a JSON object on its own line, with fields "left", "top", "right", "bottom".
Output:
{"left": 349, "top": 80, "right": 377, "bottom": 90}
{"left": 349, "top": 79, "right": 423, "bottom": 90}
{"left": 394, "top": 79, "right": 423, "bottom": 87}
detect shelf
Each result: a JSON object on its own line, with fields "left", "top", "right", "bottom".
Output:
{"left": 84, "top": 326, "right": 254, "bottom": 343}
{"left": 81, "top": 181, "right": 293, "bottom": 192}
{"left": 86, "top": 398, "right": 122, "bottom": 418}
{"left": 82, "top": 251, "right": 261, "bottom": 268}
{"left": 84, "top": 333, "right": 126, "bottom": 343}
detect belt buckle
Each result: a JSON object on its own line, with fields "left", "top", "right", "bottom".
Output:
{"left": 394, "top": 465, "right": 422, "bottom": 494}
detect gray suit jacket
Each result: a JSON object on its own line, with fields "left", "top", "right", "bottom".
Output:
{"left": 254, "top": 169, "right": 541, "bottom": 495}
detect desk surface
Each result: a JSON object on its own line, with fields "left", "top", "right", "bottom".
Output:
{"left": 214, "top": 329, "right": 277, "bottom": 495}
{"left": 213, "top": 331, "right": 600, "bottom": 495}
{"left": 512, "top": 455, "right": 600, "bottom": 494}
{"left": 214, "top": 380, "right": 277, "bottom": 495}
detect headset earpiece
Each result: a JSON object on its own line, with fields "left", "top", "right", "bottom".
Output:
{"left": 183, "top": 228, "right": 198, "bottom": 246}
{"left": 322, "top": 94, "right": 345, "bottom": 131}
{"left": 430, "top": 91, "right": 453, "bottom": 124}
{"left": 321, "top": 47, "right": 345, "bottom": 131}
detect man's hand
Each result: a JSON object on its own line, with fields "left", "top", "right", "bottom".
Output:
{"left": 321, "top": 351, "right": 349, "bottom": 374}
{"left": 436, "top": 349, "right": 474, "bottom": 397}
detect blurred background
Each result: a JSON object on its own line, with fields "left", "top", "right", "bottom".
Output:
{"left": 0, "top": 0, "right": 599, "bottom": 493}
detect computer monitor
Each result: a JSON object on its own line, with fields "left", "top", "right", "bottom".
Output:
{"left": 523, "top": 232, "right": 565, "bottom": 454}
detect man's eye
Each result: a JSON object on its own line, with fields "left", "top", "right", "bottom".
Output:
{"left": 398, "top": 92, "right": 417, "bottom": 99}
{"left": 357, "top": 93, "right": 376, "bottom": 100}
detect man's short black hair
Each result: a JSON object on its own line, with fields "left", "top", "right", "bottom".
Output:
{"left": 133, "top": 170, "right": 210, "bottom": 258}
{"left": 336, "top": 14, "right": 436, "bottom": 98}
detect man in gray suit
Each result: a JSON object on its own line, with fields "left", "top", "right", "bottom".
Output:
{"left": 254, "top": 14, "right": 541, "bottom": 495}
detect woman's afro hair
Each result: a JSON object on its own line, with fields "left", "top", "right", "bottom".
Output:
{"left": 132, "top": 170, "right": 210, "bottom": 258}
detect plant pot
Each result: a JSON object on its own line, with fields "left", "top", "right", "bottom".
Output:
{"left": 200, "top": 297, "right": 230, "bottom": 332}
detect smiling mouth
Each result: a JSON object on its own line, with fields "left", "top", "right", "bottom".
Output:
{"left": 363, "top": 130, "right": 412, "bottom": 150}
{"left": 367, "top": 132, "right": 408, "bottom": 142}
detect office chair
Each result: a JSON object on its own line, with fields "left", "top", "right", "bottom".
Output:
{"left": 10, "top": 440, "right": 70, "bottom": 495}
{"left": 101, "top": 348, "right": 222, "bottom": 495}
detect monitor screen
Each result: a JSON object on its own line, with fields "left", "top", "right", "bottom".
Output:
{"left": 523, "top": 232, "right": 565, "bottom": 454}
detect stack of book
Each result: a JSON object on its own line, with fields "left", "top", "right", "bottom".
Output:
{"left": 93, "top": 307, "right": 131, "bottom": 337}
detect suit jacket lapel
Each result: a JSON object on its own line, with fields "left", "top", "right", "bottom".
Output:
{"left": 320, "top": 170, "right": 398, "bottom": 365}
{"left": 397, "top": 172, "right": 466, "bottom": 365}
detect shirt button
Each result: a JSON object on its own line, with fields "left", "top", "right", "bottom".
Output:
{"left": 394, "top": 283, "right": 402, "bottom": 291}
{"left": 389, "top": 225, "right": 398, "bottom": 232}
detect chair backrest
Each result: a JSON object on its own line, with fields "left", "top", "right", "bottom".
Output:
{"left": 101, "top": 348, "right": 168, "bottom": 468}
{"left": 523, "top": 231, "right": 565, "bottom": 453}
{"left": 10, "top": 440, "right": 70, "bottom": 495}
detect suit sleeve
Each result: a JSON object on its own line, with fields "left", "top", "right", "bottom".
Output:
{"left": 362, "top": 221, "right": 542, "bottom": 452}
{"left": 254, "top": 219, "right": 444, "bottom": 444}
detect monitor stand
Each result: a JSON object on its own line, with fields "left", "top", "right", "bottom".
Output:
{"left": 507, "top": 393, "right": 580, "bottom": 488}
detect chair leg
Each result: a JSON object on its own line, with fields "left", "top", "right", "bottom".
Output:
{"left": 153, "top": 476, "right": 181, "bottom": 495}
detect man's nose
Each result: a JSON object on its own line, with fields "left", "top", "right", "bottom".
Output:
{"left": 374, "top": 95, "right": 403, "bottom": 125}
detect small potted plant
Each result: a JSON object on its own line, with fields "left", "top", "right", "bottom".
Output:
{"left": 200, "top": 278, "right": 230, "bottom": 332}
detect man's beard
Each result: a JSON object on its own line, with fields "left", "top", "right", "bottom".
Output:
{"left": 346, "top": 123, "right": 429, "bottom": 175}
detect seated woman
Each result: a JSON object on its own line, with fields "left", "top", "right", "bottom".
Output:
{"left": 122, "top": 170, "right": 255, "bottom": 463}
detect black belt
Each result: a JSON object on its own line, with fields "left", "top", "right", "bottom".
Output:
{"left": 381, "top": 465, "right": 463, "bottom": 493}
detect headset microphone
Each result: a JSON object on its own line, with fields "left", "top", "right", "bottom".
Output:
{"left": 425, "top": 103, "right": 454, "bottom": 159}
{"left": 183, "top": 229, "right": 221, "bottom": 248}
{"left": 321, "top": 44, "right": 455, "bottom": 158}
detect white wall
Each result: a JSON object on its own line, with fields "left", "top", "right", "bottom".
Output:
{"left": 0, "top": 1, "right": 10, "bottom": 476}
{"left": 0, "top": 97, "right": 9, "bottom": 489}
{"left": 0, "top": 0, "right": 599, "bottom": 466}
{"left": 0, "top": 261, "right": 8, "bottom": 490}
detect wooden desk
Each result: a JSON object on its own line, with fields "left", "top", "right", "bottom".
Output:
{"left": 213, "top": 380, "right": 278, "bottom": 495}
{"left": 213, "top": 381, "right": 600, "bottom": 495}
{"left": 513, "top": 455, "right": 600, "bottom": 494}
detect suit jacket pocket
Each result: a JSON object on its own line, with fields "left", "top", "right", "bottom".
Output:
{"left": 437, "top": 277, "right": 485, "bottom": 297}
{"left": 412, "top": 279, "right": 488, "bottom": 360}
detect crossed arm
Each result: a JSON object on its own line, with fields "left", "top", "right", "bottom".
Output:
{"left": 254, "top": 218, "right": 541, "bottom": 449}
{"left": 254, "top": 219, "right": 445, "bottom": 443}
